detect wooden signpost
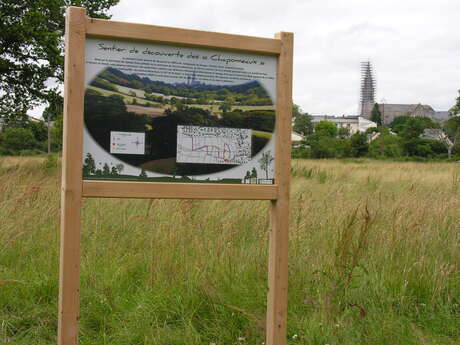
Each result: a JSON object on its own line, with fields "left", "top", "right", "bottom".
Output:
{"left": 59, "top": 6, "right": 293, "bottom": 345}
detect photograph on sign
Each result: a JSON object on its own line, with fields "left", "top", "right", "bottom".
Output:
{"left": 83, "top": 38, "right": 277, "bottom": 184}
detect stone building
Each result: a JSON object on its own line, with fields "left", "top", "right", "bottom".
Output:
{"left": 377, "top": 103, "right": 436, "bottom": 125}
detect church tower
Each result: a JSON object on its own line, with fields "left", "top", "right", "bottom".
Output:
{"left": 359, "top": 61, "right": 376, "bottom": 119}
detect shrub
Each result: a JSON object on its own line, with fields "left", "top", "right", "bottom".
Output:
{"left": 0, "top": 127, "right": 38, "bottom": 155}
{"left": 368, "top": 134, "right": 403, "bottom": 158}
{"left": 19, "top": 149, "right": 44, "bottom": 156}
{"left": 311, "top": 136, "right": 338, "bottom": 158}
{"left": 350, "top": 132, "right": 369, "bottom": 157}
{"left": 403, "top": 138, "right": 447, "bottom": 157}
{"left": 292, "top": 146, "right": 311, "bottom": 158}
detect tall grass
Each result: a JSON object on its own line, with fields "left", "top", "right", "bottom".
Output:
{"left": 1, "top": 157, "right": 459, "bottom": 344}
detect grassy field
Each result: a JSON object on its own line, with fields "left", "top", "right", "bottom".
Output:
{"left": 0, "top": 157, "right": 459, "bottom": 345}
{"left": 87, "top": 86, "right": 161, "bottom": 106}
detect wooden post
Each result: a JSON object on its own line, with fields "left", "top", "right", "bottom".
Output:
{"left": 266, "top": 32, "right": 293, "bottom": 345}
{"left": 58, "top": 7, "right": 86, "bottom": 345}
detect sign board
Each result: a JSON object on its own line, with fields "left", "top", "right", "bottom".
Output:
{"left": 59, "top": 7, "right": 293, "bottom": 345}
{"left": 84, "top": 38, "right": 277, "bottom": 184}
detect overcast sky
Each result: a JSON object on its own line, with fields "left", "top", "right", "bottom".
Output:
{"left": 29, "top": 0, "right": 459, "bottom": 118}
{"left": 106, "top": 0, "right": 459, "bottom": 115}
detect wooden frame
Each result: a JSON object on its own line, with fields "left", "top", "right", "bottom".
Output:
{"left": 59, "top": 6, "right": 293, "bottom": 345}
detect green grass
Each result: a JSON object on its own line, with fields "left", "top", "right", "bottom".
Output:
{"left": 87, "top": 86, "right": 161, "bottom": 107}
{"left": 1, "top": 157, "right": 459, "bottom": 344}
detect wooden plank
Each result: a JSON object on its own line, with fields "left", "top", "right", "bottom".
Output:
{"left": 265, "top": 32, "right": 293, "bottom": 345}
{"left": 86, "top": 17, "right": 281, "bottom": 55}
{"left": 82, "top": 180, "right": 278, "bottom": 200}
{"left": 58, "top": 7, "right": 86, "bottom": 345}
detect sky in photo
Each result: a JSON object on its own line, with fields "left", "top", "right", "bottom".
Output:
{"left": 28, "top": 0, "right": 459, "bottom": 118}
{"left": 109, "top": 0, "right": 460, "bottom": 115}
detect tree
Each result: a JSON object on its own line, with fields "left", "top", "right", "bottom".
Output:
{"left": 251, "top": 167, "right": 258, "bottom": 178}
{"left": 83, "top": 153, "right": 96, "bottom": 176}
{"left": 258, "top": 150, "right": 274, "bottom": 179}
{"left": 391, "top": 116, "right": 437, "bottom": 136}
{"left": 28, "top": 120, "right": 48, "bottom": 143}
{"left": 449, "top": 90, "right": 460, "bottom": 116}
{"left": 102, "top": 163, "right": 110, "bottom": 175}
{"left": 0, "top": 127, "right": 37, "bottom": 154}
{"left": 0, "top": 107, "right": 29, "bottom": 129}
{"left": 219, "top": 96, "right": 234, "bottom": 114}
{"left": 293, "top": 112, "right": 313, "bottom": 137}
{"left": 292, "top": 103, "right": 302, "bottom": 119}
{"left": 444, "top": 116, "right": 460, "bottom": 157}
{"left": 0, "top": 0, "right": 120, "bottom": 120}
{"left": 444, "top": 116, "right": 460, "bottom": 139}
{"left": 370, "top": 103, "right": 382, "bottom": 126}
{"left": 314, "top": 120, "right": 338, "bottom": 138}
{"left": 50, "top": 114, "right": 63, "bottom": 152}
{"left": 390, "top": 116, "right": 412, "bottom": 134}
{"left": 116, "top": 163, "right": 124, "bottom": 174}
{"left": 337, "top": 127, "right": 350, "bottom": 138}
{"left": 368, "top": 133, "right": 403, "bottom": 158}
{"left": 399, "top": 117, "right": 437, "bottom": 140}
{"left": 350, "top": 132, "right": 369, "bottom": 157}
{"left": 310, "top": 136, "right": 338, "bottom": 158}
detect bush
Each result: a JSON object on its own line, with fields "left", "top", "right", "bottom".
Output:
{"left": 292, "top": 146, "right": 311, "bottom": 158}
{"left": 336, "top": 138, "right": 354, "bottom": 158}
{"left": 403, "top": 138, "right": 447, "bottom": 157}
{"left": 311, "top": 136, "right": 338, "bottom": 158}
{"left": 350, "top": 132, "right": 369, "bottom": 157}
{"left": 42, "top": 154, "right": 58, "bottom": 169}
{"left": 19, "top": 149, "right": 44, "bottom": 156}
{"left": 0, "top": 127, "right": 39, "bottom": 155}
{"left": 368, "top": 134, "right": 403, "bottom": 158}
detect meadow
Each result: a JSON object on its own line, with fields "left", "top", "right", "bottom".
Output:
{"left": 0, "top": 157, "right": 459, "bottom": 345}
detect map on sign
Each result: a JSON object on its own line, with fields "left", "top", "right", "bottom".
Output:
{"left": 176, "top": 126, "right": 251, "bottom": 165}
{"left": 110, "top": 131, "right": 145, "bottom": 155}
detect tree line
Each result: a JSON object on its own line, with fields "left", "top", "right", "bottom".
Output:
{"left": 292, "top": 96, "right": 460, "bottom": 160}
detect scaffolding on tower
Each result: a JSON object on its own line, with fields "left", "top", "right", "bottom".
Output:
{"left": 359, "top": 61, "right": 376, "bottom": 119}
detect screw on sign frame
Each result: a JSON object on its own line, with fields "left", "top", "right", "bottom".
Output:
{"left": 59, "top": 6, "right": 293, "bottom": 345}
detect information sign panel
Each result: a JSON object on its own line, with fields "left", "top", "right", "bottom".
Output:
{"left": 84, "top": 38, "right": 277, "bottom": 184}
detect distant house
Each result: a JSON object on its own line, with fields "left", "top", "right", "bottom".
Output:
{"left": 420, "top": 128, "right": 454, "bottom": 157}
{"left": 420, "top": 128, "right": 452, "bottom": 143}
{"left": 311, "top": 115, "right": 377, "bottom": 136}
{"left": 291, "top": 131, "right": 304, "bottom": 147}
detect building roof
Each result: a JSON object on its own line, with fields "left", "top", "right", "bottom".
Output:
{"left": 291, "top": 132, "right": 304, "bottom": 142}
{"left": 378, "top": 103, "right": 434, "bottom": 114}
